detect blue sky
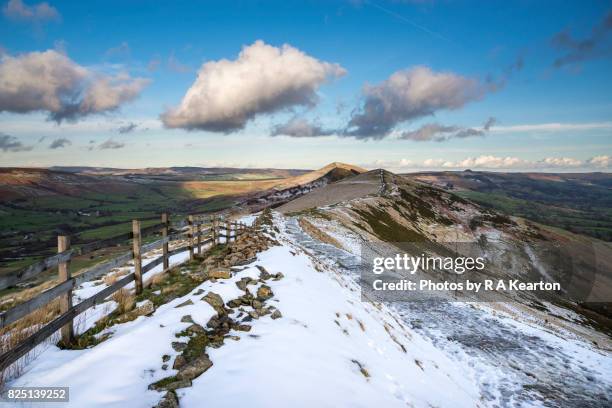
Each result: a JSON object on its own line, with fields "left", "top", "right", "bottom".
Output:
{"left": 0, "top": 0, "right": 611, "bottom": 171}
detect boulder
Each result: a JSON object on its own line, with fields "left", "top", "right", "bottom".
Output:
{"left": 149, "top": 378, "right": 192, "bottom": 391}
{"left": 176, "top": 355, "right": 213, "bottom": 380}
{"left": 208, "top": 267, "right": 231, "bottom": 279}
{"left": 271, "top": 309, "right": 282, "bottom": 319}
{"left": 173, "top": 355, "right": 186, "bottom": 370}
{"left": 116, "top": 299, "right": 155, "bottom": 323}
{"left": 202, "top": 292, "right": 224, "bottom": 310}
{"left": 175, "top": 299, "right": 194, "bottom": 308}
{"left": 256, "top": 265, "right": 271, "bottom": 280}
{"left": 257, "top": 285, "right": 273, "bottom": 301}
{"left": 153, "top": 391, "right": 179, "bottom": 408}
{"left": 186, "top": 323, "right": 206, "bottom": 335}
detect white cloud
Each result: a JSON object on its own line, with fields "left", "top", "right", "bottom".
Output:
{"left": 345, "top": 66, "right": 487, "bottom": 139}
{"left": 0, "top": 50, "right": 150, "bottom": 122}
{"left": 2, "top": 0, "right": 60, "bottom": 23}
{"left": 490, "top": 122, "right": 612, "bottom": 133}
{"left": 362, "top": 155, "right": 611, "bottom": 171}
{"left": 589, "top": 155, "right": 611, "bottom": 168}
{"left": 161, "top": 40, "right": 346, "bottom": 132}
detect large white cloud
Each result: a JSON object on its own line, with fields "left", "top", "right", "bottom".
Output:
{"left": 345, "top": 66, "right": 487, "bottom": 139}
{"left": 0, "top": 50, "right": 150, "bottom": 122}
{"left": 161, "top": 40, "right": 346, "bottom": 132}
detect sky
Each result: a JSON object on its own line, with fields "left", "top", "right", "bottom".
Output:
{"left": 0, "top": 0, "right": 611, "bottom": 172}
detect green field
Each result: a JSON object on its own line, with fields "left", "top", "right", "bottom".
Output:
{"left": 0, "top": 172, "right": 279, "bottom": 276}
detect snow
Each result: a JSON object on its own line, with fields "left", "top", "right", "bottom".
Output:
{"left": 5, "top": 212, "right": 611, "bottom": 407}
{"left": 179, "top": 245, "right": 479, "bottom": 408}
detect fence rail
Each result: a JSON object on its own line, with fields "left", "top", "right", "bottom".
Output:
{"left": 0, "top": 213, "right": 250, "bottom": 373}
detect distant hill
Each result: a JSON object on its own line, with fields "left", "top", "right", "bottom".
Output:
{"left": 49, "top": 166, "right": 309, "bottom": 179}
{"left": 0, "top": 163, "right": 361, "bottom": 276}
{"left": 404, "top": 171, "right": 612, "bottom": 241}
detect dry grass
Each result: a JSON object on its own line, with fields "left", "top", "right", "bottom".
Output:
{"left": 102, "top": 269, "right": 128, "bottom": 286}
{"left": 111, "top": 289, "right": 135, "bottom": 314}
{"left": 146, "top": 271, "right": 168, "bottom": 288}
{"left": 0, "top": 298, "right": 62, "bottom": 386}
{"left": 0, "top": 279, "right": 60, "bottom": 313}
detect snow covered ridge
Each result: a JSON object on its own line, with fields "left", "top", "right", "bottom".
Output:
{"left": 5, "top": 208, "right": 612, "bottom": 407}
{"left": 6, "top": 212, "right": 482, "bottom": 408}
{"left": 286, "top": 209, "right": 612, "bottom": 406}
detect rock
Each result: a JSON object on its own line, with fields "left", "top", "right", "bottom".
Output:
{"left": 273, "top": 272, "right": 284, "bottom": 281}
{"left": 171, "top": 342, "right": 187, "bottom": 352}
{"left": 193, "top": 289, "right": 205, "bottom": 296}
{"left": 248, "top": 310, "right": 259, "bottom": 319}
{"left": 186, "top": 324, "right": 206, "bottom": 335}
{"left": 181, "top": 315, "right": 194, "bottom": 323}
{"left": 202, "top": 292, "right": 225, "bottom": 310}
{"left": 256, "top": 265, "right": 271, "bottom": 280}
{"left": 154, "top": 391, "right": 179, "bottom": 408}
{"left": 173, "top": 355, "right": 186, "bottom": 370}
{"left": 175, "top": 299, "right": 194, "bottom": 308}
{"left": 206, "top": 317, "right": 220, "bottom": 329}
{"left": 235, "top": 278, "right": 250, "bottom": 291}
{"left": 208, "top": 267, "right": 232, "bottom": 279}
{"left": 227, "top": 299, "right": 242, "bottom": 308}
{"left": 271, "top": 309, "right": 282, "bottom": 319}
{"left": 235, "top": 324, "right": 251, "bottom": 332}
{"left": 162, "top": 364, "right": 168, "bottom": 370}
{"left": 257, "top": 285, "right": 273, "bottom": 301}
{"left": 251, "top": 299, "right": 263, "bottom": 310}
{"left": 118, "top": 299, "right": 155, "bottom": 322}
{"left": 149, "top": 378, "right": 192, "bottom": 391}
{"left": 162, "top": 354, "right": 171, "bottom": 362}
{"left": 259, "top": 307, "right": 272, "bottom": 316}
{"left": 176, "top": 355, "right": 213, "bottom": 380}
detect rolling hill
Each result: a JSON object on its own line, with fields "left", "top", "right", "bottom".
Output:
{"left": 404, "top": 171, "right": 612, "bottom": 241}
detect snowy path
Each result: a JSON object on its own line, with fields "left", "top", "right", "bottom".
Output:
{"left": 282, "top": 216, "right": 612, "bottom": 407}
{"left": 4, "top": 216, "right": 480, "bottom": 408}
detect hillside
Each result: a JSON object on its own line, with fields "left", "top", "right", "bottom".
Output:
{"left": 404, "top": 171, "right": 612, "bottom": 241}
{"left": 6, "top": 190, "right": 611, "bottom": 407}
{"left": 0, "top": 163, "right": 361, "bottom": 286}
{"left": 284, "top": 169, "right": 612, "bottom": 309}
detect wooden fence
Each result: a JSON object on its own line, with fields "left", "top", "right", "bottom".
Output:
{"left": 0, "top": 213, "right": 250, "bottom": 373}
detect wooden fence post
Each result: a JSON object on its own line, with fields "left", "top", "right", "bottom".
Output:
{"left": 57, "top": 236, "right": 74, "bottom": 346}
{"left": 132, "top": 220, "right": 143, "bottom": 294}
{"left": 196, "top": 221, "right": 202, "bottom": 256}
{"left": 161, "top": 213, "right": 169, "bottom": 271}
{"left": 188, "top": 215, "right": 195, "bottom": 261}
{"left": 212, "top": 216, "right": 217, "bottom": 246}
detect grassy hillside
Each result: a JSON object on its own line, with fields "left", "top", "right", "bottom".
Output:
{"left": 0, "top": 167, "right": 293, "bottom": 276}
{"left": 406, "top": 171, "right": 612, "bottom": 241}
